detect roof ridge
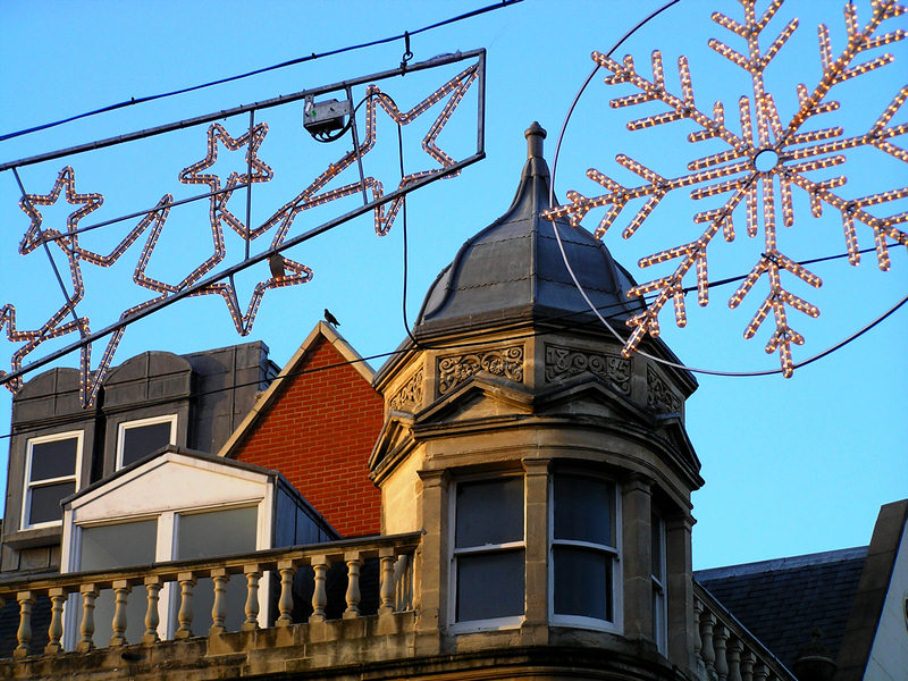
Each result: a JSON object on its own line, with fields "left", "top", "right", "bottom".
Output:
{"left": 694, "top": 546, "right": 868, "bottom": 579}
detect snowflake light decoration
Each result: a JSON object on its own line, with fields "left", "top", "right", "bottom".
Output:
{"left": 545, "top": 0, "right": 908, "bottom": 376}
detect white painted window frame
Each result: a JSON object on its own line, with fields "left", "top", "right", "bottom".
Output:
{"left": 115, "top": 414, "right": 177, "bottom": 470}
{"left": 21, "top": 430, "right": 83, "bottom": 530}
{"left": 448, "top": 474, "right": 526, "bottom": 633}
{"left": 651, "top": 511, "right": 668, "bottom": 654}
{"left": 548, "top": 473, "right": 623, "bottom": 633}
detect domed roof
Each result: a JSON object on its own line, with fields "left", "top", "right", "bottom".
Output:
{"left": 414, "top": 122, "right": 644, "bottom": 338}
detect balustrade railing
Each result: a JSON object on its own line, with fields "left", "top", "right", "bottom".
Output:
{"left": 694, "top": 583, "right": 793, "bottom": 681}
{"left": 0, "top": 532, "right": 420, "bottom": 659}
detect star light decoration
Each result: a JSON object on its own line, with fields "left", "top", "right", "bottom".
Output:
{"left": 2, "top": 64, "right": 479, "bottom": 406}
{"left": 544, "top": 0, "right": 908, "bottom": 377}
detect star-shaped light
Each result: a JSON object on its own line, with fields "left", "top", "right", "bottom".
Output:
{"left": 2, "top": 166, "right": 101, "bottom": 398}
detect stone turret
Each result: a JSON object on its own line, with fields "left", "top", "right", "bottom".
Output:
{"left": 370, "top": 123, "right": 704, "bottom": 675}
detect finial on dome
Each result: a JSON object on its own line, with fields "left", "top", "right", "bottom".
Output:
{"left": 525, "top": 121, "right": 547, "bottom": 159}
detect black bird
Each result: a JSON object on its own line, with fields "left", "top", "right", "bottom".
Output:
{"left": 324, "top": 308, "right": 340, "bottom": 327}
{"left": 268, "top": 253, "right": 286, "bottom": 278}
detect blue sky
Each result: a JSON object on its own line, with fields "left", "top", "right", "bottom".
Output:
{"left": 0, "top": 0, "right": 905, "bottom": 569}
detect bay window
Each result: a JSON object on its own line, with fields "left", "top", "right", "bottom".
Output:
{"left": 451, "top": 476, "right": 525, "bottom": 629}
{"left": 550, "top": 472, "right": 620, "bottom": 629}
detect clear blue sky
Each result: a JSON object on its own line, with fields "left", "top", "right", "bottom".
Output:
{"left": 0, "top": 0, "right": 905, "bottom": 569}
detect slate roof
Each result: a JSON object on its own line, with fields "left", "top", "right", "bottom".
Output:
{"left": 694, "top": 546, "right": 868, "bottom": 670}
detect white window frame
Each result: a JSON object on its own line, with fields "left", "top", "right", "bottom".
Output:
{"left": 548, "top": 472, "right": 623, "bottom": 633}
{"left": 21, "top": 430, "right": 83, "bottom": 530}
{"left": 651, "top": 511, "right": 668, "bottom": 654}
{"left": 116, "top": 414, "right": 177, "bottom": 470}
{"left": 448, "top": 474, "right": 526, "bottom": 633}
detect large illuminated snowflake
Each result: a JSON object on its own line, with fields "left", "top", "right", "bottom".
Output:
{"left": 545, "top": 0, "right": 908, "bottom": 376}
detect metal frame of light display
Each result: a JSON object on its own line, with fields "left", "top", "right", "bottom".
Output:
{"left": 0, "top": 50, "right": 486, "bottom": 407}
{"left": 545, "top": 0, "right": 906, "bottom": 377}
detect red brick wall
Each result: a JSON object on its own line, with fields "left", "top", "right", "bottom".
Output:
{"left": 233, "top": 336, "right": 383, "bottom": 537}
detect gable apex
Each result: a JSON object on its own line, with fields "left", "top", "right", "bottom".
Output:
{"left": 218, "top": 321, "right": 374, "bottom": 458}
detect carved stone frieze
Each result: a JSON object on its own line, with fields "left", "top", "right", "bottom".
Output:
{"left": 437, "top": 345, "right": 524, "bottom": 396}
{"left": 544, "top": 344, "right": 631, "bottom": 394}
{"left": 647, "top": 365, "right": 682, "bottom": 414}
{"left": 388, "top": 369, "right": 423, "bottom": 412}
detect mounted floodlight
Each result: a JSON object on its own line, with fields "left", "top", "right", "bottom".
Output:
{"left": 303, "top": 96, "right": 351, "bottom": 137}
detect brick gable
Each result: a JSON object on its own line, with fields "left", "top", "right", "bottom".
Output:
{"left": 232, "top": 335, "right": 383, "bottom": 536}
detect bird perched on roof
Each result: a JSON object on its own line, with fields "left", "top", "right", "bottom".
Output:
{"left": 324, "top": 308, "right": 340, "bottom": 327}
{"left": 268, "top": 253, "right": 286, "bottom": 279}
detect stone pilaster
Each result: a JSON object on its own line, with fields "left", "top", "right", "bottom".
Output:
{"left": 621, "top": 473, "right": 653, "bottom": 642}
{"left": 522, "top": 457, "right": 551, "bottom": 645}
{"left": 667, "top": 515, "right": 697, "bottom": 673}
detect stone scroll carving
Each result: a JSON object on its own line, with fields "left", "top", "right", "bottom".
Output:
{"left": 647, "top": 365, "right": 682, "bottom": 414}
{"left": 437, "top": 345, "right": 524, "bottom": 396}
{"left": 544, "top": 344, "right": 631, "bottom": 395}
{"left": 388, "top": 369, "right": 423, "bottom": 412}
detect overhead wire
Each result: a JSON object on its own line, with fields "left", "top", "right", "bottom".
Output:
{"left": 0, "top": 0, "right": 522, "bottom": 143}
{"left": 545, "top": 0, "right": 907, "bottom": 378}
{"left": 0, "top": 272, "right": 904, "bottom": 442}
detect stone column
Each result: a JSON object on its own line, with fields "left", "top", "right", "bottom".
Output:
{"left": 667, "top": 515, "right": 697, "bottom": 672}
{"left": 522, "top": 457, "right": 551, "bottom": 645}
{"left": 414, "top": 468, "right": 446, "bottom": 655}
{"left": 621, "top": 473, "right": 653, "bottom": 642}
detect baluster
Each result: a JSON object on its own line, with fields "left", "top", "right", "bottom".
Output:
{"left": 13, "top": 591, "right": 34, "bottom": 658}
{"left": 276, "top": 560, "right": 296, "bottom": 627}
{"left": 209, "top": 568, "right": 229, "bottom": 636}
{"left": 310, "top": 556, "right": 328, "bottom": 624}
{"left": 753, "top": 661, "right": 769, "bottom": 681}
{"left": 728, "top": 637, "right": 743, "bottom": 681}
{"left": 109, "top": 580, "right": 131, "bottom": 646}
{"left": 175, "top": 572, "right": 196, "bottom": 639}
{"left": 78, "top": 584, "right": 98, "bottom": 653}
{"left": 45, "top": 588, "right": 66, "bottom": 655}
{"left": 741, "top": 650, "right": 755, "bottom": 681}
{"left": 701, "top": 610, "right": 717, "bottom": 676}
{"left": 242, "top": 565, "right": 261, "bottom": 631}
{"left": 143, "top": 577, "right": 162, "bottom": 645}
{"left": 378, "top": 549, "right": 396, "bottom": 615}
{"left": 343, "top": 551, "right": 362, "bottom": 619}
{"left": 715, "top": 623, "right": 729, "bottom": 681}
{"left": 694, "top": 598, "right": 704, "bottom": 674}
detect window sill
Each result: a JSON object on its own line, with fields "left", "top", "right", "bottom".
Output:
{"left": 448, "top": 615, "right": 524, "bottom": 635}
{"left": 550, "top": 615, "right": 621, "bottom": 634}
{"left": 3, "top": 524, "right": 63, "bottom": 549}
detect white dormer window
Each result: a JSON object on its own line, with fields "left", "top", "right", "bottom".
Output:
{"left": 22, "top": 431, "right": 83, "bottom": 529}
{"left": 550, "top": 472, "right": 621, "bottom": 631}
{"left": 116, "top": 415, "right": 177, "bottom": 469}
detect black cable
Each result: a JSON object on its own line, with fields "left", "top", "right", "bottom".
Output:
{"left": 0, "top": 0, "right": 522, "bottom": 143}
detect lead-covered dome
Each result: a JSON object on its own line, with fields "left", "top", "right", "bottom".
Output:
{"left": 414, "top": 122, "right": 644, "bottom": 339}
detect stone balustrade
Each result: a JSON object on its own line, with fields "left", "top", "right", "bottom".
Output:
{"left": 694, "top": 583, "right": 794, "bottom": 681}
{"left": 0, "top": 532, "right": 420, "bottom": 659}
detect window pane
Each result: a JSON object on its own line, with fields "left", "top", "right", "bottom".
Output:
{"left": 122, "top": 422, "right": 172, "bottom": 467}
{"left": 456, "top": 550, "right": 524, "bottom": 622}
{"left": 455, "top": 478, "right": 523, "bottom": 548}
{"left": 651, "top": 512, "right": 664, "bottom": 581}
{"left": 30, "top": 438, "right": 78, "bottom": 481}
{"left": 28, "top": 482, "right": 75, "bottom": 525}
{"left": 177, "top": 507, "right": 257, "bottom": 560}
{"left": 80, "top": 520, "right": 157, "bottom": 570}
{"left": 553, "top": 546, "right": 613, "bottom": 621}
{"left": 554, "top": 475, "right": 613, "bottom": 546}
